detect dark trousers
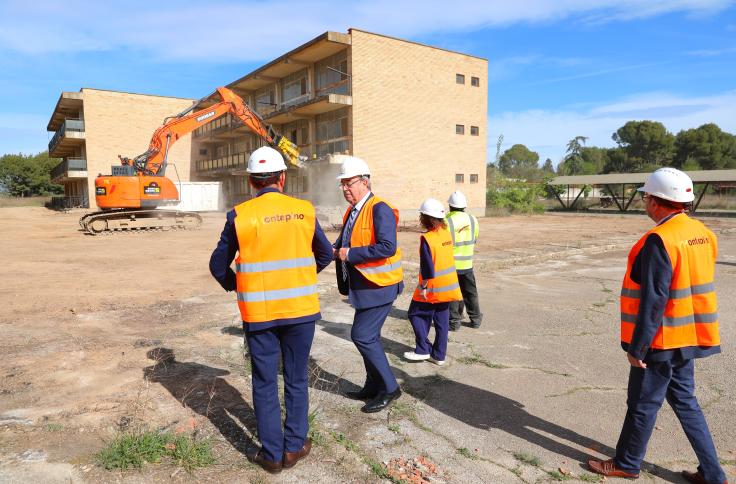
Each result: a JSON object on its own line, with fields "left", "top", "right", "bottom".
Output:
{"left": 449, "top": 270, "right": 482, "bottom": 326}
{"left": 245, "top": 321, "right": 315, "bottom": 462}
{"left": 408, "top": 300, "right": 450, "bottom": 361}
{"left": 614, "top": 358, "right": 726, "bottom": 483}
{"left": 351, "top": 302, "right": 399, "bottom": 394}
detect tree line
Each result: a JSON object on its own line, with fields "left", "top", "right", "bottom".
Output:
{"left": 493, "top": 121, "right": 736, "bottom": 180}
{"left": 0, "top": 152, "right": 62, "bottom": 197}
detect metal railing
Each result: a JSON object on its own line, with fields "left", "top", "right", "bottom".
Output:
{"left": 50, "top": 195, "right": 89, "bottom": 209}
{"left": 316, "top": 78, "right": 351, "bottom": 97}
{"left": 49, "top": 119, "right": 85, "bottom": 153}
{"left": 51, "top": 158, "right": 87, "bottom": 180}
{"left": 196, "top": 152, "right": 250, "bottom": 173}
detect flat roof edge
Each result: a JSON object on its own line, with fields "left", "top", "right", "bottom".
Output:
{"left": 348, "top": 28, "right": 488, "bottom": 62}
{"left": 227, "top": 31, "right": 350, "bottom": 91}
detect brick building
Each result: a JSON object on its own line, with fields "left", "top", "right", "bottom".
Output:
{"left": 194, "top": 29, "right": 488, "bottom": 220}
{"left": 47, "top": 89, "right": 195, "bottom": 209}
{"left": 47, "top": 29, "right": 488, "bottom": 218}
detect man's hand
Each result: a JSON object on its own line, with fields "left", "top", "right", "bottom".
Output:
{"left": 627, "top": 353, "right": 647, "bottom": 368}
{"left": 338, "top": 248, "right": 349, "bottom": 261}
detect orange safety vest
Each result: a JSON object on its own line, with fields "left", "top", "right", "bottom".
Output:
{"left": 620, "top": 213, "right": 720, "bottom": 350}
{"left": 233, "top": 192, "right": 319, "bottom": 324}
{"left": 413, "top": 227, "right": 463, "bottom": 303}
{"left": 344, "top": 195, "right": 403, "bottom": 286}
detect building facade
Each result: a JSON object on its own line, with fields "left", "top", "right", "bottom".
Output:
{"left": 193, "top": 29, "right": 488, "bottom": 220}
{"left": 47, "top": 89, "right": 195, "bottom": 209}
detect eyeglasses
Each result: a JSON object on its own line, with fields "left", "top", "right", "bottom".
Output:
{"left": 339, "top": 177, "right": 364, "bottom": 190}
{"left": 639, "top": 193, "right": 651, "bottom": 202}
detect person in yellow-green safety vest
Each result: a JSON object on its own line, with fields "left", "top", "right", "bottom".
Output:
{"left": 446, "top": 191, "right": 482, "bottom": 331}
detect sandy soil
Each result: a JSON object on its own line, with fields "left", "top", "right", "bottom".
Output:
{"left": 1, "top": 207, "right": 734, "bottom": 483}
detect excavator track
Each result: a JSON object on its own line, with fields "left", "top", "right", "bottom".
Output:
{"left": 79, "top": 209, "right": 202, "bottom": 235}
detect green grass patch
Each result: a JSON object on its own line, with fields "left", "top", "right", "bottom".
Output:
{"left": 547, "top": 470, "right": 573, "bottom": 481}
{"left": 720, "top": 458, "right": 736, "bottom": 466}
{"left": 307, "top": 410, "right": 327, "bottom": 446}
{"left": 330, "top": 430, "right": 359, "bottom": 453}
{"left": 45, "top": 423, "right": 64, "bottom": 432}
{"left": 513, "top": 452, "right": 541, "bottom": 467}
{"left": 387, "top": 424, "right": 400, "bottom": 433}
{"left": 457, "top": 447, "right": 479, "bottom": 460}
{"left": 578, "top": 472, "right": 604, "bottom": 482}
{"left": 96, "top": 431, "right": 214, "bottom": 471}
{"left": 457, "top": 350, "right": 508, "bottom": 369}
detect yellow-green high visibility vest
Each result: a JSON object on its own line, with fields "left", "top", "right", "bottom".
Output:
{"left": 446, "top": 210, "right": 478, "bottom": 271}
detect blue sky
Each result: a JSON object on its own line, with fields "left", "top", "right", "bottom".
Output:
{"left": 1, "top": 0, "right": 734, "bottom": 166}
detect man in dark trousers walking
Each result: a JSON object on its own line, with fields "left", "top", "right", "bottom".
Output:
{"left": 209, "top": 146, "right": 333, "bottom": 474}
{"left": 588, "top": 168, "right": 727, "bottom": 484}
{"left": 334, "top": 156, "right": 404, "bottom": 413}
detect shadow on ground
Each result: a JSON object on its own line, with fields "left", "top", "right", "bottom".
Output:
{"left": 313, "top": 319, "right": 683, "bottom": 483}
{"left": 143, "top": 347, "right": 256, "bottom": 455}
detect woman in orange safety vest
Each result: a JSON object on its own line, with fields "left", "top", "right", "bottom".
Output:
{"left": 403, "top": 198, "right": 462, "bottom": 365}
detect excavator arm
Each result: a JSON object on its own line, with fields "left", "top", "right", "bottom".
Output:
{"left": 120, "top": 86, "right": 300, "bottom": 176}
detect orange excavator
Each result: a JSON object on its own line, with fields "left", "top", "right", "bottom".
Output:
{"left": 79, "top": 86, "right": 300, "bottom": 234}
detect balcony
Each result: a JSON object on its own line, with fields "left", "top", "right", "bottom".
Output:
{"left": 196, "top": 152, "right": 249, "bottom": 175}
{"left": 51, "top": 158, "right": 88, "bottom": 183}
{"left": 266, "top": 93, "right": 352, "bottom": 124}
{"left": 193, "top": 115, "right": 245, "bottom": 139}
{"left": 49, "top": 119, "right": 85, "bottom": 157}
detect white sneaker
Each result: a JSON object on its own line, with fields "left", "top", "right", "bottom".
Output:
{"left": 403, "top": 351, "right": 430, "bottom": 361}
{"left": 429, "top": 357, "right": 446, "bottom": 366}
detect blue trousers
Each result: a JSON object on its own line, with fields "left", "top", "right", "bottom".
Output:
{"left": 614, "top": 358, "right": 726, "bottom": 483}
{"left": 408, "top": 300, "right": 450, "bottom": 361}
{"left": 245, "top": 321, "right": 315, "bottom": 463}
{"left": 351, "top": 303, "right": 399, "bottom": 394}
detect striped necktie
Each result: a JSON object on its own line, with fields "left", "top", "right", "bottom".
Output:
{"left": 344, "top": 206, "right": 359, "bottom": 248}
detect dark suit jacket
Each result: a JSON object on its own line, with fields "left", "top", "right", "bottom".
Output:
{"left": 334, "top": 193, "right": 403, "bottom": 309}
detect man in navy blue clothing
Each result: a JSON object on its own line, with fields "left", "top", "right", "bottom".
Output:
{"left": 588, "top": 168, "right": 727, "bottom": 484}
{"left": 334, "top": 156, "right": 404, "bottom": 414}
{"left": 209, "top": 147, "right": 334, "bottom": 474}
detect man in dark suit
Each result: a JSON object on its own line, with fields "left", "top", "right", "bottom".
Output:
{"left": 334, "top": 156, "right": 404, "bottom": 413}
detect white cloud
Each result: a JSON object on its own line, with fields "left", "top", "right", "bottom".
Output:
{"left": 0, "top": 0, "right": 733, "bottom": 61}
{"left": 488, "top": 90, "right": 736, "bottom": 165}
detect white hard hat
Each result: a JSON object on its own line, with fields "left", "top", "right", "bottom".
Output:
{"left": 247, "top": 146, "right": 287, "bottom": 174}
{"left": 637, "top": 167, "right": 694, "bottom": 203}
{"left": 336, "top": 156, "right": 371, "bottom": 179}
{"left": 419, "top": 198, "right": 446, "bottom": 219}
{"left": 448, "top": 190, "right": 467, "bottom": 209}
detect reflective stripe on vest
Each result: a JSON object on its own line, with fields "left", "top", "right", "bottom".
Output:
{"left": 447, "top": 211, "right": 477, "bottom": 270}
{"left": 234, "top": 192, "right": 320, "bottom": 324}
{"left": 344, "top": 195, "right": 403, "bottom": 286}
{"left": 620, "top": 213, "right": 720, "bottom": 349}
{"left": 413, "top": 227, "right": 463, "bottom": 303}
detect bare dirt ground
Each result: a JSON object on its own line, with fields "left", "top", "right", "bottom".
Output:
{"left": 1, "top": 207, "right": 734, "bottom": 483}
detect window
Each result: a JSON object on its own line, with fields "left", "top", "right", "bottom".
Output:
{"left": 456, "top": 73, "right": 465, "bottom": 84}
{"left": 316, "top": 107, "right": 350, "bottom": 156}
{"left": 455, "top": 174, "right": 464, "bottom": 183}
{"left": 456, "top": 124, "right": 465, "bottom": 135}
{"left": 281, "top": 68, "right": 309, "bottom": 107}
{"left": 471, "top": 76, "right": 480, "bottom": 87}
{"left": 255, "top": 85, "right": 276, "bottom": 115}
{"left": 199, "top": 148, "right": 207, "bottom": 156}
{"left": 470, "top": 126, "right": 479, "bottom": 136}
{"left": 282, "top": 119, "right": 309, "bottom": 146}
{"left": 470, "top": 174, "right": 479, "bottom": 183}
{"left": 316, "top": 51, "right": 350, "bottom": 95}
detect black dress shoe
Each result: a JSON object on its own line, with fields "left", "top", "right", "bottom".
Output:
{"left": 361, "top": 388, "right": 402, "bottom": 413}
{"left": 345, "top": 387, "right": 378, "bottom": 400}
